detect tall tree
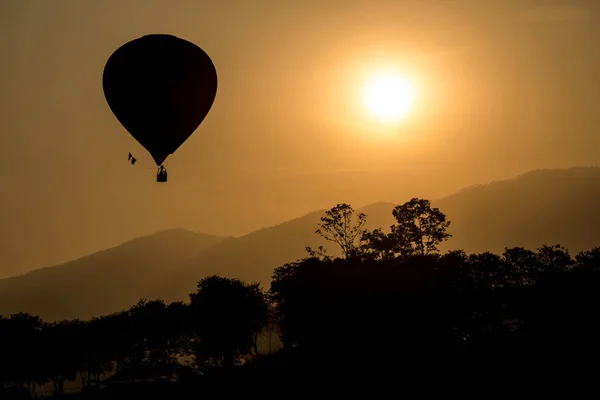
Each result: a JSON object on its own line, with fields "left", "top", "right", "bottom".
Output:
{"left": 189, "top": 276, "right": 269, "bottom": 368}
{"left": 42, "top": 320, "right": 82, "bottom": 396}
{"left": 0, "top": 313, "right": 46, "bottom": 395}
{"left": 392, "top": 198, "right": 451, "bottom": 255}
{"left": 311, "top": 203, "right": 367, "bottom": 259}
{"left": 163, "top": 301, "right": 193, "bottom": 365}
{"left": 129, "top": 299, "right": 166, "bottom": 367}
{"left": 362, "top": 198, "right": 451, "bottom": 259}
{"left": 80, "top": 318, "right": 115, "bottom": 389}
{"left": 390, "top": 198, "right": 451, "bottom": 256}
{"left": 130, "top": 299, "right": 192, "bottom": 368}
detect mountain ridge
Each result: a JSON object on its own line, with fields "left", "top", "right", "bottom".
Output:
{"left": 0, "top": 228, "right": 228, "bottom": 281}
{"left": 1, "top": 166, "right": 599, "bottom": 321}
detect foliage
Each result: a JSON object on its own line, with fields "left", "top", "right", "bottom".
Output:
{"left": 362, "top": 198, "right": 451, "bottom": 259}
{"left": 2, "top": 198, "right": 600, "bottom": 394}
{"left": 188, "top": 276, "right": 270, "bottom": 368}
{"left": 310, "top": 203, "right": 367, "bottom": 259}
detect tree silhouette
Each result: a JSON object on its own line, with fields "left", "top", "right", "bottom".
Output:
{"left": 188, "top": 275, "right": 270, "bottom": 368}
{"left": 468, "top": 251, "right": 510, "bottom": 287}
{"left": 43, "top": 320, "right": 82, "bottom": 395}
{"left": 362, "top": 198, "right": 451, "bottom": 259}
{"left": 0, "top": 313, "right": 45, "bottom": 396}
{"left": 311, "top": 203, "right": 367, "bottom": 259}
{"left": 360, "top": 228, "right": 397, "bottom": 261}
{"left": 390, "top": 198, "right": 451, "bottom": 256}
{"left": 536, "top": 244, "right": 573, "bottom": 274}
{"left": 100, "top": 311, "right": 137, "bottom": 372}
{"left": 6, "top": 204, "right": 600, "bottom": 395}
{"left": 163, "top": 301, "right": 193, "bottom": 364}
{"left": 79, "top": 317, "right": 115, "bottom": 389}
{"left": 270, "top": 260, "right": 310, "bottom": 348}
{"left": 575, "top": 247, "right": 600, "bottom": 272}
{"left": 502, "top": 247, "right": 540, "bottom": 285}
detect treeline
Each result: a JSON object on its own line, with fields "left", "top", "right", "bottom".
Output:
{"left": 274, "top": 201, "right": 600, "bottom": 368}
{"left": 0, "top": 276, "right": 270, "bottom": 397}
{"left": 3, "top": 198, "right": 600, "bottom": 396}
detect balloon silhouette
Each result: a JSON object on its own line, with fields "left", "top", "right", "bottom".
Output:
{"left": 102, "top": 34, "right": 218, "bottom": 181}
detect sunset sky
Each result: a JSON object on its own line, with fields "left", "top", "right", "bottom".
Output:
{"left": 1, "top": 0, "right": 600, "bottom": 275}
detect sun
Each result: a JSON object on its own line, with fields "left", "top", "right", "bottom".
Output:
{"left": 362, "top": 72, "right": 416, "bottom": 123}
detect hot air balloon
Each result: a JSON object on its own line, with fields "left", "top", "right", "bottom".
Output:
{"left": 102, "top": 34, "right": 218, "bottom": 182}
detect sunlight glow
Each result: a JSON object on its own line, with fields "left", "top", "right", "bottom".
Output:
{"left": 362, "top": 72, "right": 416, "bottom": 123}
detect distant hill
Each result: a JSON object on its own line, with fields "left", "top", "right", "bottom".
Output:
{"left": 346, "top": 167, "right": 600, "bottom": 256}
{"left": 2, "top": 166, "right": 600, "bottom": 321}
{"left": 0, "top": 229, "right": 228, "bottom": 321}
{"left": 434, "top": 166, "right": 600, "bottom": 255}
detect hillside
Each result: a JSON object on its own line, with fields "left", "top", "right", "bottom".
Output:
{"left": 346, "top": 167, "right": 600, "bottom": 256}
{"left": 434, "top": 166, "right": 600, "bottom": 254}
{"left": 2, "top": 166, "right": 600, "bottom": 321}
{"left": 0, "top": 229, "right": 228, "bottom": 320}
{"left": 163, "top": 167, "right": 600, "bottom": 300}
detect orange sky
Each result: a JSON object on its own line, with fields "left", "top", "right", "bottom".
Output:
{"left": 1, "top": 0, "right": 600, "bottom": 275}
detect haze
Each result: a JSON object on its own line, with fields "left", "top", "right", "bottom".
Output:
{"left": 1, "top": 0, "right": 599, "bottom": 276}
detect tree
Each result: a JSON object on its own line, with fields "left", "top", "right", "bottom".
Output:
{"left": 79, "top": 318, "right": 115, "bottom": 389}
{"left": 536, "top": 244, "right": 573, "bottom": 274}
{"left": 502, "top": 247, "right": 540, "bottom": 285}
{"left": 575, "top": 247, "right": 600, "bottom": 272}
{"left": 390, "top": 198, "right": 451, "bottom": 256}
{"left": 163, "top": 301, "right": 193, "bottom": 364}
{"left": 42, "top": 320, "right": 82, "bottom": 396}
{"left": 0, "top": 313, "right": 46, "bottom": 395}
{"left": 468, "top": 252, "right": 511, "bottom": 288}
{"left": 310, "top": 203, "right": 367, "bottom": 259}
{"left": 360, "top": 228, "right": 397, "bottom": 261}
{"left": 99, "top": 311, "right": 137, "bottom": 372}
{"left": 188, "top": 276, "right": 270, "bottom": 368}
{"left": 361, "top": 198, "right": 451, "bottom": 259}
{"left": 269, "top": 260, "right": 305, "bottom": 348}
{"left": 129, "top": 298, "right": 168, "bottom": 368}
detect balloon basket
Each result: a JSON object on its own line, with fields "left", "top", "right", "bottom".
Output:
{"left": 157, "top": 167, "right": 168, "bottom": 182}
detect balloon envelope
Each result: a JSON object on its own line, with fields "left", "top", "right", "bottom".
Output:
{"left": 103, "top": 34, "right": 218, "bottom": 166}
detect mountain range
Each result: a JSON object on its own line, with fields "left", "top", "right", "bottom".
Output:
{"left": 1, "top": 166, "right": 599, "bottom": 321}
